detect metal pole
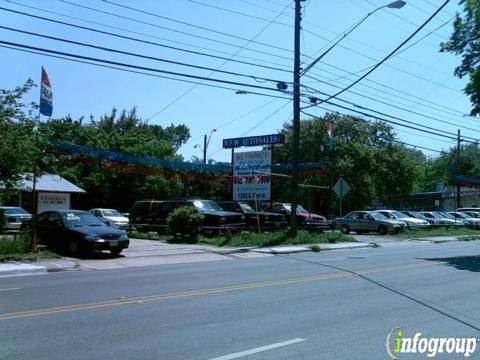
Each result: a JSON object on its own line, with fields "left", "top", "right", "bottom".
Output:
{"left": 231, "top": 148, "right": 235, "bottom": 200}
{"left": 31, "top": 111, "right": 40, "bottom": 252}
{"left": 290, "top": 0, "right": 302, "bottom": 236}
{"left": 456, "top": 129, "right": 461, "bottom": 209}
{"left": 203, "top": 134, "right": 207, "bottom": 165}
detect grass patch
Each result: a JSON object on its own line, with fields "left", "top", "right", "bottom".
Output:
{"left": 0, "top": 234, "right": 60, "bottom": 262}
{"left": 129, "top": 229, "right": 355, "bottom": 247}
{"left": 394, "top": 227, "right": 480, "bottom": 239}
{"left": 199, "top": 230, "right": 355, "bottom": 248}
{"left": 0, "top": 249, "right": 60, "bottom": 262}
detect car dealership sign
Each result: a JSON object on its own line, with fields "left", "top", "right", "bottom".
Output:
{"left": 233, "top": 150, "right": 271, "bottom": 201}
{"left": 222, "top": 134, "right": 284, "bottom": 149}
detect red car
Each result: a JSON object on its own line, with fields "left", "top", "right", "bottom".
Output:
{"left": 264, "top": 203, "right": 329, "bottom": 231}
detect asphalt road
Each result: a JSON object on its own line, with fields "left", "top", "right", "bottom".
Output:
{"left": 1, "top": 241, "right": 480, "bottom": 359}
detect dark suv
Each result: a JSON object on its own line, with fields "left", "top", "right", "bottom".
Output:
{"left": 217, "top": 201, "right": 285, "bottom": 229}
{"left": 129, "top": 199, "right": 246, "bottom": 233}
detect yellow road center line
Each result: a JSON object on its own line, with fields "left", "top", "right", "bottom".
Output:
{"left": 0, "top": 261, "right": 438, "bottom": 321}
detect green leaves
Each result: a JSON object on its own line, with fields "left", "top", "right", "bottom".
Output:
{"left": 441, "top": 0, "right": 480, "bottom": 115}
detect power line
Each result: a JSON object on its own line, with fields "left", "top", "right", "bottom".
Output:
{"left": 0, "top": 40, "right": 289, "bottom": 94}
{"left": 0, "top": 25, "right": 288, "bottom": 85}
{"left": 102, "top": 0, "right": 292, "bottom": 55}
{"left": 305, "top": 64, "right": 471, "bottom": 120}
{"left": 143, "top": 0, "right": 293, "bottom": 120}
{"left": 185, "top": 0, "right": 459, "bottom": 91}
{"left": 303, "top": 0, "right": 452, "bottom": 107}
{"left": 307, "top": 99, "right": 470, "bottom": 143}
{"left": 0, "top": 0, "right": 291, "bottom": 73}
{"left": 318, "top": 15, "right": 455, "bottom": 84}
{"left": 301, "top": 76, "right": 480, "bottom": 134}
{"left": 300, "top": 109, "right": 446, "bottom": 153}
{"left": 3, "top": 2, "right": 468, "bottom": 121}
{"left": 60, "top": 0, "right": 295, "bottom": 58}
{"left": 0, "top": 44, "right": 292, "bottom": 100}
{"left": 3, "top": 1, "right": 296, "bottom": 70}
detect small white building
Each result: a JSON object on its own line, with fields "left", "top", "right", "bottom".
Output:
{"left": 1, "top": 174, "right": 86, "bottom": 214}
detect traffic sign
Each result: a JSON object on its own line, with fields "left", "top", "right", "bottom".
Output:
{"left": 333, "top": 177, "right": 350, "bottom": 199}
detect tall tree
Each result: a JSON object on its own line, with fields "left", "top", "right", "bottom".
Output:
{"left": 273, "top": 113, "right": 424, "bottom": 213}
{"left": 441, "top": 0, "right": 480, "bottom": 115}
{"left": 0, "top": 80, "right": 37, "bottom": 189}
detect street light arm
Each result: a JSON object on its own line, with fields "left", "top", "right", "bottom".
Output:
{"left": 300, "top": 0, "right": 406, "bottom": 77}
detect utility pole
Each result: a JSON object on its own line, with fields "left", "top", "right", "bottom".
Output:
{"left": 290, "top": 0, "right": 302, "bottom": 236}
{"left": 456, "top": 129, "right": 461, "bottom": 209}
{"left": 203, "top": 134, "right": 207, "bottom": 165}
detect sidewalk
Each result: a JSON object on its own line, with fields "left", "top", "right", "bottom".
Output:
{"left": 2, "top": 235, "right": 476, "bottom": 276}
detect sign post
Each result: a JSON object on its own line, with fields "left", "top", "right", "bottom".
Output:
{"left": 333, "top": 177, "right": 351, "bottom": 217}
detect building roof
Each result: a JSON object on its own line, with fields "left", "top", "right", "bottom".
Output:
{"left": 17, "top": 174, "right": 86, "bottom": 193}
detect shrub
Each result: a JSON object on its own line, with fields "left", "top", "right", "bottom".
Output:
{"left": 167, "top": 206, "right": 204, "bottom": 242}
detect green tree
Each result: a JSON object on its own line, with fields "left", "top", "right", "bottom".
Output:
{"left": 273, "top": 113, "right": 424, "bottom": 213}
{"left": 40, "top": 108, "right": 191, "bottom": 210}
{"left": 0, "top": 80, "right": 37, "bottom": 189}
{"left": 441, "top": 0, "right": 480, "bottom": 115}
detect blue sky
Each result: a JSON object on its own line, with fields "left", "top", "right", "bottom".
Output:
{"left": 0, "top": 0, "right": 475, "bottom": 163}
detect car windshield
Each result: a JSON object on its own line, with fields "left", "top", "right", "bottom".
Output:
{"left": 62, "top": 212, "right": 105, "bottom": 227}
{"left": 370, "top": 212, "right": 387, "bottom": 220}
{"left": 239, "top": 203, "right": 255, "bottom": 213}
{"left": 283, "top": 204, "right": 308, "bottom": 213}
{"left": 2, "top": 207, "right": 29, "bottom": 215}
{"left": 411, "top": 212, "right": 426, "bottom": 219}
{"left": 102, "top": 209, "right": 122, "bottom": 217}
{"left": 391, "top": 211, "right": 407, "bottom": 218}
{"left": 192, "top": 200, "right": 222, "bottom": 212}
{"left": 439, "top": 212, "right": 455, "bottom": 219}
{"left": 429, "top": 212, "right": 444, "bottom": 219}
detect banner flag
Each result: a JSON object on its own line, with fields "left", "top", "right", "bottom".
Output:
{"left": 40, "top": 66, "right": 53, "bottom": 116}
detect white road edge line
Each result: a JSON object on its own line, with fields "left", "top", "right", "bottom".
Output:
{"left": 207, "top": 338, "right": 305, "bottom": 360}
{"left": 0, "top": 288, "right": 20, "bottom": 291}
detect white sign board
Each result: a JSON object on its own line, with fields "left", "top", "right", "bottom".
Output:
{"left": 233, "top": 150, "right": 271, "bottom": 201}
{"left": 37, "top": 192, "right": 70, "bottom": 213}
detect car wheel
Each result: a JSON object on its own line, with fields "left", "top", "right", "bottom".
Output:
{"left": 110, "top": 247, "right": 123, "bottom": 257}
{"left": 340, "top": 225, "right": 350, "bottom": 234}
{"left": 67, "top": 240, "right": 84, "bottom": 256}
{"left": 378, "top": 225, "right": 388, "bottom": 235}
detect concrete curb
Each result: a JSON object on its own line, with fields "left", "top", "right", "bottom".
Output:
{"left": 42, "top": 260, "right": 81, "bottom": 272}
{"left": 316, "top": 243, "right": 376, "bottom": 251}
{"left": 0, "top": 263, "right": 47, "bottom": 277}
{"left": 251, "top": 242, "right": 375, "bottom": 254}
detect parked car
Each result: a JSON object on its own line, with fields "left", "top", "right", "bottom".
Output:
{"left": 129, "top": 199, "right": 246, "bottom": 234}
{"left": 336, "top": 211, "right": 406, "bottom": 235}
{"left": 89, "top": 208, "right": 129, "bottom": 230}
{"left": 457, "top": 207, "right": 480, "bottom": 213}
{"left": 217, "top": 201, "right": 285, "bottom": 230}
{"left": 263, "top": 202, "right": 328, "bottom": 231}
{"left": 436, "top": 212, "right": 465, "bottom": 226}
{"left": 447, "top": 211, "right": 480, "bottom": 228}
{"left": 375, "top": 210, "right": 430, "bottom": 229}
{"left": 35, "top": 210, "right": 129, "bottom": 256}
{"left": 421, "top": 212, "right": 457, "bottom": 227}
{"left": 402, "top": 211, "right": 444, "bottom": 227}
{"left": 0, "top": 207, "right": 32, "bottom": 232}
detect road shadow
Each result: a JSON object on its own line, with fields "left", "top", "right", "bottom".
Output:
{"left": 421, "top": 255, "right": 480, "bottom": 272}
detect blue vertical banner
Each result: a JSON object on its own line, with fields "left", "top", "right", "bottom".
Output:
{"left": 39, "top": 66, "right": 53, "bottom": 117}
